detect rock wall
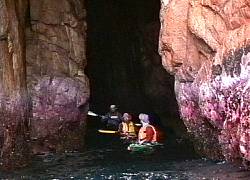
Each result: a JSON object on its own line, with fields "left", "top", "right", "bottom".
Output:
{"left": 159, "top": 0, "right": 250, "bottom": 165}
{"left": 0, "top": 0, "right": 89, "bottom": 169}
{"left": 0, "top": 0, "right": 31, "bottom": 169}
{"left": 27, "top": 0, "right": 89, "bottom": 154}
{"left": 141, "top": 22, "right": 186, "bottom": 135}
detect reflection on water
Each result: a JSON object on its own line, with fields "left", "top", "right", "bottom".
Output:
{"left": 0, "top": 128, "right": 250, "bottom": 179}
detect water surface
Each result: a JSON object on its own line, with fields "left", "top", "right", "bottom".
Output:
{"left": 1, "top": 127, "right": 250, "bottom": 179}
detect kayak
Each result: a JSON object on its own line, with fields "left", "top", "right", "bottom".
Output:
{"left": 98, "top": 129, "right": 118, "bottom": 134}
{"left": 120, "top": 135, "right": 137, "bottom": 140}
{"left": 127, "top": 142, "right": 163, "bottom": 154}
{"left": 120, "top": 135, "right": 137, "bottom": 145}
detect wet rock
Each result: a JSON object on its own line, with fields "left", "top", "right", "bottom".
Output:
{"left": 26, "top": 0, "right": 89, "bottom": 154}
{"left": 31, "top": 76, "right": 89, "bottom": 153}
{"left": 159, "top": 0, "right": 250, "bottom": 165}
{"left": 0, "top": 0, "right": 89, "bottom": 169}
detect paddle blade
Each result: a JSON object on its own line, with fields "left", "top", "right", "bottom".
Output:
{"left": 88, "top": 111, "right": 99, "bottom": 117}
{"left": 98, "top": 130, "right": 118, "bottom": 134}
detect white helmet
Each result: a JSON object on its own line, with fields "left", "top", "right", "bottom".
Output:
{"left": 123, "top": 113, "right": 132, "bottom": 121}
{"left": 139, "top": 113, "right": 149, "bottom": 123}
{"left": 110, "top": 104, "right": 117, "bottom": 110}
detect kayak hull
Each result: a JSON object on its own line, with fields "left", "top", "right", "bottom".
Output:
{"left": 127, "top": 143, "right": 163, "bottom": 154}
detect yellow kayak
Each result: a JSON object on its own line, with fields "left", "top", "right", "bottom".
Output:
{"left": 98, "top": 129, "right": 118, "bottom": 134}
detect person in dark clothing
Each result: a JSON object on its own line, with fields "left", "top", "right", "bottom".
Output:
{"left": 101, "top": 105, "right": 122, "bottom": 130}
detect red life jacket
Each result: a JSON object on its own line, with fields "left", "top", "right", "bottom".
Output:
{"left": 138, "top": 124, "right": 157, "bottom": 142}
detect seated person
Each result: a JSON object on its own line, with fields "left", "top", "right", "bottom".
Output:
{"left": 101, "top": 104, "right": 122, "bottom": 130}
{"left": 119, "top": 113, "right": 136, "bottom": 138}
{"left": 138, "top": 113, "right": 158, "bottom": 144}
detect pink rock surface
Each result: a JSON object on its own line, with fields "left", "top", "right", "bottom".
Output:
{"left": 159, "top": 0, "right": 250, "bottom": 165}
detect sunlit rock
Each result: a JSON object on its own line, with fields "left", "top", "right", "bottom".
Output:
{"left": 159, "top": 0, "right": 250, "bottom": 165}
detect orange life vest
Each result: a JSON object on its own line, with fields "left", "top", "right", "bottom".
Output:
{"left": 138, "top": 124, "right": 157, "bottom": 142}
{"left": 122, "top": 122, "right": 136, "bottom": 136}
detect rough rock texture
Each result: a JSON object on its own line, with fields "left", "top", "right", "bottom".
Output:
{"left": 0, "top": 0, "right": 89, "bottom": 169}
{"left": 31, "top": 76, "right": 88, "bottom": 153}
{"left": 159, "top": 0, "right": 250, "bottom": 165}
{"left": 141, "top": 22, "right": 186, "bottom": 135}
{"left": 0, "top": 0, "right": 31, "bottom": 169}
{"left": 26, "top": 0, "right": 89, "bottom": 154}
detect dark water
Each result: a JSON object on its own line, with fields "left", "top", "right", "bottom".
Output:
{"left": 1, "top": 126, "right": 250, "bottom": 179}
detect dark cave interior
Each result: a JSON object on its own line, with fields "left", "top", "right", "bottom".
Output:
{"left": 86, "top": 0, "right": 186, "bottom": 136}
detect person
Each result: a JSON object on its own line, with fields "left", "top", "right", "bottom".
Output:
{"left": 101, "top": 105, "right": 122, "bottom": 130}
{"left": 119, "top": 113, "right": 137, "bottom": 138}
{"left": 138, "top": 113, "right": 158, "bottom": 144}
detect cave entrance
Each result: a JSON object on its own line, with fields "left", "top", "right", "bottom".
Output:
{"left": 85, "top": 0, "right": 184, "bottom": 136}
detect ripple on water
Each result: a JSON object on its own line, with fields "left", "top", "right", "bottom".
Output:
{"left": 0, "top": 146, "right": 250, "bottom": 179}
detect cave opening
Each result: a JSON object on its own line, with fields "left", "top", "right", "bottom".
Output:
{"left": 2, "top": 0, "right": 250, "bottom": 176}
{"left": 85, "top": 0, "right": 185, "bottom": 136}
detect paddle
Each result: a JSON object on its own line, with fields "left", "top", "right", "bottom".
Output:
{"left": 88, "top": 111, "right": 102, "bottom": 117}
{"left": 88, "top": 111, "right": 140, "bottom": 121}
{"left": 98, "top": 129, "right": 118, "bottom": 134}
{"left": 88, "top": 111, "right": 142, "bottom": 127}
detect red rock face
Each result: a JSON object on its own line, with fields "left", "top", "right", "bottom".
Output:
{"left": 26, "top": 0, "right": 89, "bottom": 154}
{"left": 141, "top": 22, "right": 186, "bottom": 135}
{"left": 159, "top": 0, "right": 250, "bottom": 164}
{"left": 0, "top": 0, "right": 89, "bottom": 168}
